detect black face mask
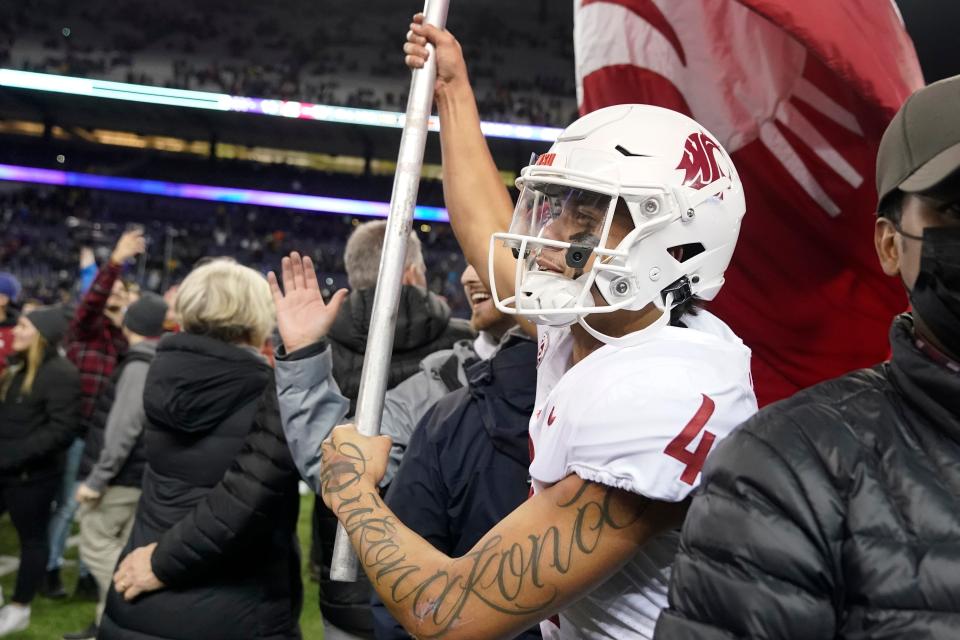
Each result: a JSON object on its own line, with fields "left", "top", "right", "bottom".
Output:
{"left": 910, "top": 226, "right": 960, "bottom": 357}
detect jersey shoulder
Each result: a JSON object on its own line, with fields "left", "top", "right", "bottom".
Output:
{"left": 530, "top": 316, "right": 757, "bottom": 502}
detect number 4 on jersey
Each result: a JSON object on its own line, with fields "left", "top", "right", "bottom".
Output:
{"left": 664, "top": 394, "right": 717, "bottom": 485}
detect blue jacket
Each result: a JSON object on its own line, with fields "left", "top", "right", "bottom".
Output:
{"left": 372, "top": 333, "right": 541, "bottom": 640}
{"left": 274, "top": 340, "right": 350, "bottom": 495}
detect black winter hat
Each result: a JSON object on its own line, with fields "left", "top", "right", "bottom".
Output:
{"left": 123, "top": 292, "right": 168, "bottom": 338}
{"left": 26, "top": 305, "right": 69, "bottom": 345}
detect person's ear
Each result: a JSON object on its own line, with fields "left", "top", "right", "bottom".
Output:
{"left": 874, "top": 217, "right": 902, "bottom": 277}
{"left": 400, "top": 264, "right": 415, "bottom": 286}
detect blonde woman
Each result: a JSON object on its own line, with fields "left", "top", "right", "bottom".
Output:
{"left": 100, "top": 259, "right": 306, "bottom": 640}
{"left": 0, "top": 306, "right": 81, "bottom": 636}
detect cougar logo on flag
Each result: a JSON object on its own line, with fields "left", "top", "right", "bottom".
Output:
{"left": 676, "top": 132, "right": 725, "bottom": 190}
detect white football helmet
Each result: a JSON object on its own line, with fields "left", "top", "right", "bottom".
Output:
{"left": 490, "top": 104, "right": 746, "bottom": 340}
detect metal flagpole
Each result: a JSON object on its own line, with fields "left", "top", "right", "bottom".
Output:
{"left": 329, "top": 0, "right": 450, "bottom": 582}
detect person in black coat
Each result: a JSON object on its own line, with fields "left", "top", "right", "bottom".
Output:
{"left": 371, "top": 331, "right": 541, "bottom": 640}
{"left": 314, "top": 222, "right": 473, "bottom": 638}
{"left": 655, "top": 76, "right": 960, "bottom": 639}
{"left": 99, "top": 259, "right": 303, "bottom": 640}
{"left": 0, "top": 306, "right": 80, "bottom": 637}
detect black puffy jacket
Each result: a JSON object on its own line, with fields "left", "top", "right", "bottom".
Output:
{"left": 315, "top": 284, "right": 474, "bottom": 635}
{"left": 655, "top": 315, "right": 960, "bottom": 639}
{"left": 100, "top": 333, "right": 303, "bottom": 640}
{"left": 372, "top": 332, "right": 541, "bottom": 640}
{"left": 0, "top": 351, "right": 80, "bottom": 481}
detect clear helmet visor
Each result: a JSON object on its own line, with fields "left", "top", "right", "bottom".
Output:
{"left": 489, "top": 172, "right": 712, "bottom": 330}
{"left": 505, "top": 182, "right": 615, "bottom": 269}
{"left": 494, "top": 182, "right": 621, "bottom": 326}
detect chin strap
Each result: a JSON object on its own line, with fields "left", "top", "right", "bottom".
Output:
{"left": 576, "top": 294, "right": 674, "bottom": 347}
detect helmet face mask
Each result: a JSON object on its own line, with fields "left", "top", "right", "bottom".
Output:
{"left": 488, "top": 105, "right": 746, "bottom": 336}
{"left": 500, "top": 178, "right": 620, "bottom": 327}
{"left": 492, "top": 173, "right": 681, "bottom": 326}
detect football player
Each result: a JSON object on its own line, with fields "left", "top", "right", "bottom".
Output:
{"left": 315, "top": 17, "right": 758, "bottom": 639}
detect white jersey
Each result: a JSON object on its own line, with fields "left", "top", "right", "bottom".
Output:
{"left": 530, "top": 311, "right": 757, "bottom": 639}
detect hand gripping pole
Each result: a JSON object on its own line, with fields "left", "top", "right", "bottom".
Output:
{"left": 329, "top": 0, "right": 450, "bottom": 582}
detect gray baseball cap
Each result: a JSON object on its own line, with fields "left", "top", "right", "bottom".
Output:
{"left": 877, "top": 74, "right": 960, "bottom": 206}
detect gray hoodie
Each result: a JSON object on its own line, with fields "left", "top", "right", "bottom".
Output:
{"left": 83, "top": 339, "right": 157, "bottom": 493}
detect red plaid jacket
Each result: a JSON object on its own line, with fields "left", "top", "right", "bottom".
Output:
{"left": 66, "top": 262, "right": 128, "bottom": 421}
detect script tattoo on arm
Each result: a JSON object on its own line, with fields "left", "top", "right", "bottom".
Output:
{"left": 320, "top": 438, "right": 658, "bottom": 639}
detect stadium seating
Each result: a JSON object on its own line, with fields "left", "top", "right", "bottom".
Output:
{"left": 1, "top": 0, "right": 578, "bottom": 126}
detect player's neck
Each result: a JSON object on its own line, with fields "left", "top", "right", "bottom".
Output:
{"left": 569, "top": 303, "right": 665, "bottom": 364}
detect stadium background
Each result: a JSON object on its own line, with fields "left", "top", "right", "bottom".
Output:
{"left": 0, "top": 0, "right": 957, "bottom": 637}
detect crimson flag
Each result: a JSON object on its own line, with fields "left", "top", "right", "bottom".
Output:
{"left": 574, "top": 0, "right": 924, "bottom": 405}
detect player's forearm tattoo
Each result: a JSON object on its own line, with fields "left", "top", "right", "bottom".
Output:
{"left": 321, "top": 439, "right": 650, "bottom": 637}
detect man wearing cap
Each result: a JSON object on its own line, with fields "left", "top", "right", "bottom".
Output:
{"left": 65, "top": 293, "right": 168, "bottom": 640}
{"left": 654, "top": 75, "right": 960, "bottom": 639}
{"left": 0, "top": 272, "right": 22, "bottom": 374}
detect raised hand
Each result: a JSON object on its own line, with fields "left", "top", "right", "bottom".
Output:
{"left": 268, "top": 251, "right": 348, "bottom": 354}
{"left": 79, "top": 246, "right": 96, "bottom": 269}
{"left": 110, "top": 229, "right": 146, "bottom": 265}
{"left": 403, "top": 13, "right": 468, "bottom": 93}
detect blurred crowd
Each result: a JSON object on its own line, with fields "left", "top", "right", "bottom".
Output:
{"left": 0, "top": 210, "right": 506, "bottom": 639}
{"left": 0, "top": 0, "right": 578, "bottom": 126}
{"left": 0, "top": 187, "right": 469, "bottom": 316}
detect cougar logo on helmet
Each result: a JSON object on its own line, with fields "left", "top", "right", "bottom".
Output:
{"left": 676, "top": 132, "right": 726, "bottom": 190}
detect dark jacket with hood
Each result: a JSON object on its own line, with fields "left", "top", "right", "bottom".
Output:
{"left": 371, "top": 333, "right": 541, "bottom": 640}
{"left": 0, "top": 350, "right": 80, "bottom": 481}
{"left": 314, "top": 284, "right": 474, "bottom": 635}
{"left": 100, "top": 333, "right": 303, "bottom": 640}
{"left": 655, "top": 315, "right": 960, "bottom": 640}
{"left": 328, "top": 285, "right": 475, "bottom": 415}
